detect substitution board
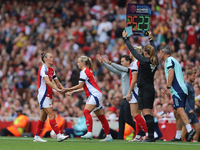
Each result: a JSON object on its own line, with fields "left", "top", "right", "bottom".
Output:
{"left": 125, "top": 3, "right": 151, "bottom": 36}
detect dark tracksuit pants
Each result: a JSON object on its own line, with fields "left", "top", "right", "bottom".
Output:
{"left": 118, "top": 98, "right": 136, "bottom": 139}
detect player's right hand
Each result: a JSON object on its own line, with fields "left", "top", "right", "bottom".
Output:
{"left": 96, "top": 54, "right": 103, "bottom": 63}
{"left": 60, "top": 88, "right": 68, "bottom": 93}
{"left": 122, "top": 30, "right": 128, "bottom": 38}
{"left": 148, "top": 31, "right": 152, "bottom": 40}
{"left": 57, "top": 88, "right": 62, "bottom": 92}
{"left": 126, "top": 93, "right": 131, "bottom": 101}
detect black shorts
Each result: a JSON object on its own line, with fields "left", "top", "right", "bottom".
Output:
{"left": 138, "top": 85, "right": 155, "bottom": 110}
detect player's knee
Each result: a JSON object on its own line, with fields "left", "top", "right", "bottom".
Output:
{"left": 40, "top": 114, "right": 47, "bottom": 122}
{"left": 131, "top": 110, "right": 138, "bottom": 117}
{"left": 176, "top": 107, "right": 184, "bottom": 115}
{"left": 196, "top": 124, "right": 200, "bottom": 132}
{"left": 131, "top": 112, "right": 135, "bottom": 117}
{"left": 48, "top": 112, "right": 55, "bottom": 119}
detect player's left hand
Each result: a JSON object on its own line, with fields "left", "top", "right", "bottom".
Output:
{"left": 61, "top": 88, "right": 68, "bottom": 93}
{"left": 189, "top": 110, "right": 194, "bottom": 114}
{"left": 102, "top": 55, "right": 110, "bottom": 64}
{"left": 147, "top": 31, "right": 152, "bottom": 36}
{"left": 164, "top": 88, "right": 171, "bottom": 96}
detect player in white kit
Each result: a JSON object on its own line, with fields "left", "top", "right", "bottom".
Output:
{"left": 33, "top": 52, "right": 68, "bottom": 142}
{"left": 127, "top": 47, "right": 148, "bottom": 142}
{"left": 61, "top": 56, "right": 113, "bottom": 142}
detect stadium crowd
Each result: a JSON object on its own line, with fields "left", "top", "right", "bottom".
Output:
{"left": 0, "top": 0, "right": 200, "bottom": 130}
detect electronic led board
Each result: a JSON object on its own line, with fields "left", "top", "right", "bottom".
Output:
{"left": 125, "top": 3, "right": 151, "bottom": 36}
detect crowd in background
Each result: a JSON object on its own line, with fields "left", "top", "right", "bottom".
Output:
{"left": 0, "top": 0, "right": 200, "bottom": 124}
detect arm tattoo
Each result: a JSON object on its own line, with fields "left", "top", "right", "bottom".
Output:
{"left": 57, "top": 83, "right": 61, "bottom": 89}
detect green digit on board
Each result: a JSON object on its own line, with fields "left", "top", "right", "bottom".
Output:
{"left": 144, "top": 16, "right": 150, "bottom": 31}
{"left": 137, "top": 16, "right": 144, "bottom": 31}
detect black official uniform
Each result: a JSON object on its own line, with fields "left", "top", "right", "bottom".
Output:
{"left": 124, "top": 39, "right": 158, "bottom": 109}
{"left": 124, "top": 37, "right": 158, "bottom": 142}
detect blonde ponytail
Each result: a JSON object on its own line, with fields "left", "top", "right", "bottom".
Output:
{"left": 79, "top": 56, "right": 94, "bottom": 71}
{"left": 133, "top": 46, "right": 142, "bottom": 54}
{"left": 144, "top": 45, "right": 158, "bottom": 66}
{"left": 88, "top": 57, "right": 94, "bottom": 71}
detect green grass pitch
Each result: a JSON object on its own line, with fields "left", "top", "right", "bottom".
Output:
{"left": 0, "top": 137, "right": 200, "bottom": 150}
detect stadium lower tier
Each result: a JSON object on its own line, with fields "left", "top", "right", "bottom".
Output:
{"left": 0, "top": 120, "right": 177, "bottom": 141}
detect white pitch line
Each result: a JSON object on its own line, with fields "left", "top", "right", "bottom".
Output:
{"left": 110, "top": 141, "right": 200, "bottom": 146}
{"left": 136, "top": 142, "right": 200, "bottom": 146}
{"left": 0, "top": 137, "right": 32, "bottom": 140}
{"left": 0, "top": 137, "right": 200, "bottom": 146}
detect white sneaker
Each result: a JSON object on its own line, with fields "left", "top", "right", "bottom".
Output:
{"left": 81, "top": 132, "right": 93, "bottom": 140}
{"left": 100, "top": 135, "right": 113, "bottom": 142}
{"left": 57, "top": 134, "right": 69, "bottom": 142}
{"left": 33, "top": 136, "right": 47, "bottom": 142}
{"left": 129, "top": 137, "right": 141, "bottom": 142}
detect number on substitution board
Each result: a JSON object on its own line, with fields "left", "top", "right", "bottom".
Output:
{"left": 126, "top": 16, "right": 150, "bottom": 31}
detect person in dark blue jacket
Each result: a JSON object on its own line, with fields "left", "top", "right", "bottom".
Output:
{"left": 181, "top": 69, "right": 200, "bottom": 142}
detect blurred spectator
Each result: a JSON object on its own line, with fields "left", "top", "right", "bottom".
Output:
{"left": 64, "top": 110, "right": 87, "bottom": 138}
{"left": 154, "top": 103, "right": 164, "bottom": 119}
{"left": 0, "top": 108, "right": 28, "bottom": 137}
{"left": 97, "top": 16, "right": 112, "bottom": 43}
{"left": 186, "top": 18, "right": 199, "bottom": 50}
{"left": 195, "top": 85, "right": 200, "bottom": 101}
{"left": 72, "top": 20, "right": 85, "bottom": 47}
{"left": 105, "top": 106, "right": 117, "bottom": 119}
{"left": 153, "top": 20, "right": 169, "bottom": 45}
{"left": 160, "top": 103, "right": 175, "bottom": 129}
{"left": 160, "top": 103, "right": 168, "bottom": 118}
{"left": 165, "top": 104, "right": 175, "bottom": 119}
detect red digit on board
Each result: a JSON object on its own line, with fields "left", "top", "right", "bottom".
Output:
{"left": 132, "top": 16, "right": 137, "bottom": 30}
{"left": 126, "top": 16, "right": 132, "bottom": 27}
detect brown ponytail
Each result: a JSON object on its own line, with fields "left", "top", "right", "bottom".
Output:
{"left": 144, "top": 45, "right": 158, "bottom": 66}
{"left": 41, "top": 53, "right": 47, "bottom": 63}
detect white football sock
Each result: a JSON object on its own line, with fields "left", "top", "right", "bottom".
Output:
{"left": 185, "top": 124, "right": 192, "bottom": 133}
{"left": 175, "top": 130, "right": 181, "bottom": 139}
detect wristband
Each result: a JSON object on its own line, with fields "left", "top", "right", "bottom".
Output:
{"left": 149, "top": 37, "right": 153, "bottom": 41}
{"left": 123, "top": 37, "right": 127, "bottom": 40}
{"left": 167, "top": 86, "right": 171, "bottom": 89}
{"left": 109, "top": 61, "right": 112, "bottom": 65}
